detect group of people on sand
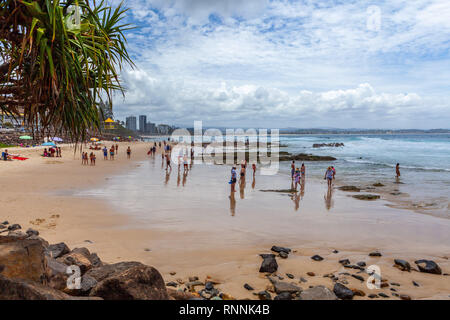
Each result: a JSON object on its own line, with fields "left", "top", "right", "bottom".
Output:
{"left": 229, "top": 160, "right": 256, "bottom": 193}
{"left": 42, "top": 147, "right": 61, "bottom": 158}
{"left": 291, "top": 161, "right": 306, "bottom": 190}
{"left": 81, "top": 152, "right": 96, "bottom": 165}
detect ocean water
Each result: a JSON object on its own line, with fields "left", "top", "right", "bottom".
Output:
{"left": 278, "top": 134, "right": 450, "bottom": 217}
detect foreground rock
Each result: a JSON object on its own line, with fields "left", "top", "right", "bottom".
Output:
{"left": 300, "top": 286, "right": 337, "bottom": 300}
{"left": 0, "top": 275, "right": 101, "bottom": 300}
{"left": 268, "top": 277, "right": 302, "bottom": 294}
{"left": 259, "top": 254, "right": 278, "bottom": 273}
{"left": 333, "top": 283, "right": 354, "bottom": 300}
{"left": 89, "top": 265, "right": 169, "bottom": 300}
{"left": 0, "top": 236, "right": 47, "bottom": 283}
{"left": 414, "top": 260, "right": 442, "bottom": 275}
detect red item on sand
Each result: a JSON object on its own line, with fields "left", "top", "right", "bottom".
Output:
{"left": 12, "top": 156, "right": 28, "bottom": 161}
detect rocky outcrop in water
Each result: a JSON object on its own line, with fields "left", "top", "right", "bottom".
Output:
{"left": 313, "top": 143, "right": 344, "bottom": 148}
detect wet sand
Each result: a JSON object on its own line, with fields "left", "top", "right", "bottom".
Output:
{"left": 1, "top": 142, "right": 449, "bottom": 299}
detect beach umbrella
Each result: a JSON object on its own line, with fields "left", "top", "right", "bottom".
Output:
{"left": 42, "top": 142, "right": 56, "bottom": 147}
{"left": 52, "top": 137, "right": 63, "bottom": 142}
{"left": 19, "top": 135, "right": 32, "bottom": 140}
{"left": 90, "top": 137, "right": 99, "bottom": 142}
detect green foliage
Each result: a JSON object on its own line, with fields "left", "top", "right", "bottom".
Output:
{"left": 0, "top": 0, "right": 134, "bottom": 142}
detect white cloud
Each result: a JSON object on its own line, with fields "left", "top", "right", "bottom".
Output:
{"left": 111, "top": 0, "right": 450, "bottom": 129}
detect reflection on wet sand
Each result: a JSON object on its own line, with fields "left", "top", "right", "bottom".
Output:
{"left": 182, "top": 170, "right": 188, "bottom": 187}
{"left": 239, "top": 177, "right": 246, "bottom": 199}
{"left": 252, "top": 176, "right": 256, "bottom": 189}
{"left": 165, "top": 169, "right": 171, "bottom": 185}
{"left": 324, "top": 186, "right": 334, "bottom": 210}
{"left": 229, "top": 192, "right": 236, "bottom": 216}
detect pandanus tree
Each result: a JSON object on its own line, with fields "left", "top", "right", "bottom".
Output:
{"left": 0, "top": 0, "right": 134, "bottom": 141}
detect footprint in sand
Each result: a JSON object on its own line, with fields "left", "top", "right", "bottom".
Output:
{"left": 45, "top": 213, "right": 60, "bottom": 229}
{"left": 30, "top": 218, "right": 46, "bottom": 226}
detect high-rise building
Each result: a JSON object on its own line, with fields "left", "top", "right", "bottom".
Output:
{"left": 125, "top": 116, "right": 137, "bottom": 131}
{"left": 145, "top": 122, "right": 156, "bottom": 134}
{"left": 139, "top": 115, "right": 147, "bottom": 132}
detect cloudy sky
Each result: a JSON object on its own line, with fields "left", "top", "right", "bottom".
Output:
{"left": 110, "top": 0, "right": 450, "bottom": 129}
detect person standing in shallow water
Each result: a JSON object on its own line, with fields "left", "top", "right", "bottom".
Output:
{"left": 127, "top": 146, "right": 131, "bottom": 159}
{"left": 230, "top": 166, "right": 237, "bottom": 193}
{"left": 324, "top": 166, "right": 334, "bottom": 188}
{"left": 396, "top": 163, "right": 401, "bottom": 178}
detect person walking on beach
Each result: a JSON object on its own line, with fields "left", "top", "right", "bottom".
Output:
{"left": 127, "top": 146, "right": 131, "bottom": 159}
{"left": 301, "top": 163, "right": 306, "bottom": 180}
{"left": 396, "top": 163, "right": 401, "bottom": 178}
{"left": 230, "top": 166, "right": 237, "bottom": 193}
{"left": 324, "top": 166, "right": 334, "bottom": 188}
{"left": 252, "top": 163, "right": 256, "bottom": 176}
{"left": 291, "top": 161, "right": 295, "bottom": 179}
{"left": 331, "top": 166, "right": 336, "bottom": 180}
{"left": 115, "top": 144, "right": 118, "bottom": 153}
{"left": 240, "top": 160, "right": 247, "bottom": 179}
{"left": 110, "top": 146, "right": 115, "bottom": 160}
{"left": 103, "top": 146, "right": 108, "bottom": 160}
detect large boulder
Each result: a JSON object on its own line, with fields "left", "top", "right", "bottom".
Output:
{"left": 56, "top": 247, "right": 102, "bottom": 274}
{"left": 333, "top": 283, "right": 354, "bottom": 300}
{"left": 300, "top": 285, "right": 337, "bottom": 300}
{"left": 45, "top": 243, "right": 70, "bottom": 259}
{"left": 268, "top": 277, "right": 302, "bottom": 294}
{"left": 414, "top": 260, "right": 442, "bottom": 275}
{"left": 89, "top": 265, "right": 169, "bottom": 300}
{"left": 0, "top": 236, "right": 47, "bottom": 283}
{"left": 0, "top": 275, "right": 71, "bottom": 300}
{"left": 85, "top": 261, "right": 144, "bottom": 282}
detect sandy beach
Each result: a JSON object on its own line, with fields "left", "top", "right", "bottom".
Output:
{"left": 1, "top": 141, "right": 449, "bottom": 300}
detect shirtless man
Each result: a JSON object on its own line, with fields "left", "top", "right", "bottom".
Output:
{"left": 396, "top": 163, "right": 400, "bottom": 178}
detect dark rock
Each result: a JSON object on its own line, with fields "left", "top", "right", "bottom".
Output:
{"left": 339, "top": 259, "right": 350, "bottom": 266}
{"left": 45, "top": 243, "right": 70, "bottom": 259}
{"left": 89, "top": 265, "right": 168, "bottom": 300}
{"left": 166, "top": 281, "right": 178, "bottom": 287}
{"left": 274, "top": 292, "right": 293, "bottom": 300}
{"left": 306, "top": 272, "right": 315, "bottom": 276}
{"left": 351, "top": 274, "right": 364, "bottom": 282}
{"left": 390, "top": 288, "right": 397, "bottom": 292}
{"left": 26, "top": 228, "right": 39, "bottom": 237}
{"left": 299, "top": 277, "right": 307, "bottom": 283}
{"left": 188, "top": 276, "right": 199, "bottom": 282}
{"left": 368, "top": 294, "right": 378, "bottom": 299}
{"left": 351, "top": 289, "right": 365, "bottom": 297}
{"left": 373, "top": 183, "right": 385, "bottom": 187}
{"left": 400, "top": 294, "right": 411, "bottom": 300}
{"left": 333, "top": 283, "right": 354, "bottom": 300}
{"left": 89, "top": 253, "right": 103, "bottom": 268}
{"left": 259, "top": 254, "right": 278, "bottom": 273}
{"left": 279, "top": 153, "right": 337, "bottom": 162}
{"left": 244, "top": 283, "right": 254, "bottom": 291}
{"left": 412, "top": 281, "right": 420, "bottom": 287}
{"left": 338, "top": 186, "right": 360, "bottom": 192}
{"left": 270, "top": 246, "right": 291, "bottom": 254}
{"left": 352, "top": 194, "right": 380, "bottom": 201}
{"left": 394, "top": 259, "right": 411, "bottom": 272}
{"left": 7, "top": 224, "right": 21, "bottom": 231}
{"left": 85, "top": 261, "right": 144, "bottom": 282}
{"left": 332, "top": 250, "right": 339, "bottom": 254}
{"left": 167, "top": 288, "right": 198, "bottom": 300}
{"left": 378, "top": 292, "right": 389, "bottom": 298}
{"left": 312, "top": 143, "right": 344, "bottom": 148}
{"left": 205, "top": 281, "right": 214, "bottom": 291}
{"left": 1, "top": 221, "right": 8, "bottom": 225}
{"left": 279, "top": 251, "right": 289, "bottom": 259}
{"left": 268, "top": 277, "right": 302, "bottom": 294}
{"left": 369, "top": 251, "right": 382, "bottom": 257}
{"left": 390, "top": 282, "right": 400, "bottom": 286}
{"left": 0, "top": 275, "right": 72, "bottom": 300}
{"left": 0, "top": 225, "right": 5, "bottom": 230}
{"left": 414, "top": 259, "right": 442, "bottom": 275}
{"left": 57, "top": 251, "right": 93, "bottom": 274}
{"left": 254, "top": 290, "right": 271, "bottom": 300}
{"left": 286, "top": 273, "right": 294, "bottom": 279}
{"left": 356, "top": 261, "right": 366, "bottom": 267}
{"left": 311, "top": 255, "right": 324, "bottom": 261}
{"left": 299, "top": 285, "right": 337, "bottom": 300}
